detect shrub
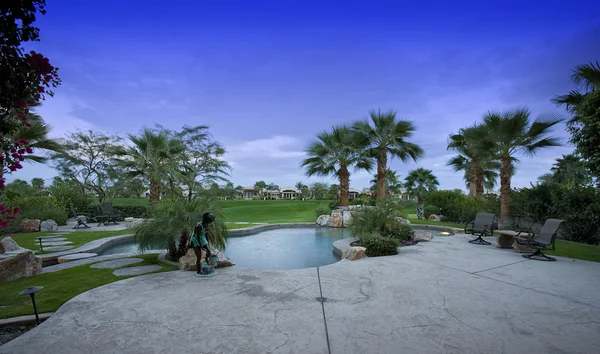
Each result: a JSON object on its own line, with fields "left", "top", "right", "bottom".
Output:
{"left": 351, "top": 201, "right": 407, "bottom": 237}
{"left": 424, "top": 190, "right": 494, "bottom": 223}
{"left": 0, "top": 196, "right": 68, "bottom": 234}
{"left": 388, "top": 223, "right": 414, "bottom": 242}
{"left": 396, "top": 199, "right": 417, "bottom": 208}
{"left": 328, "top": 200, "right": 340, "bottom": 210}
{"left": 49, "top": 181, "right": 91, "bottom": 215}
{"left": 359, "top": 234, "right": 399, "bottom": 257}
{"left": 314, "top": 207, "right": 331, "bottom": 218}
{"left": 83, "top": 203, "right": 149, "bottom": 221}
{"left": 424, "top": 205, "right": 440, "bottom": 219}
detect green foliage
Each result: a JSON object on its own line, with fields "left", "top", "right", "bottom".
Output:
{"left": 567, "top": 90, "right": 600, "bottom": 183}
{"left": 512, "top": 183, "right": 600, "bottom": 244}
{"left": 314, "top": 207, "right": 331, "bottom": 218}
{"left": 328, "top": 200, "right": 340, "bottom": 209}
{"left": 424, "top": 190, "right": 497, "bottom": 223}
{"left": 404, "top": 168, "right": 439, "bottom": 204}
{"left": 351, "top": 201, "right": 407, "bottom": 237}
{"left": 135, "top": 197, "right": 228, "bottom": 260}
{"left": 424, "top": 205, "right": 440, "bottom": 219}
{"left": 49, "top": 179, "right": 91, "bottom": 214}
{"left": 359, "top": 234, "right": 399, "bottom": 257}
{"left": 387, "top": 223, "right": 413, "bottom": 242}
{"left": 83, "top": 203, "right": 149, "bottom": 221}
{"left": 0, "top": 196, "right": 68, "bottom": 233}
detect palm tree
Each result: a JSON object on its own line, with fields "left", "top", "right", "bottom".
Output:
{"left": 550, "top": 154, "right": 592, "bottom": 186}
{"left": 302, "top": 125, "right": 372, "bottom": 206}
{"left": 479, "top": 109, "right": 561, "bottom": 223}
{"left": 254, "top": 181, "right": 266, "bottom": 197}
{"left": 115, "top": 128, "right": 184, "bottom": 203}
{"left": 369, "top": 169, "right": 403, "bottom": 197}
{"left": 552, "top": 61, "right": 600, "bottom": 113}
{"left": 295, "top": 181, "right": 305, "bottom": 192}
{"left": 447, "top": 124, "right": 499, "bottom": 197}
{"left": 135, "top": 197, "right": 228, "bottom": 260}
{"left": 404, "top": 168, "right": 439, "bottom": 219}
{"left": 352, "top": 109, "right": 423, "bottom": 201}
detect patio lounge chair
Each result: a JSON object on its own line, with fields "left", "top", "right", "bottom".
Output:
{"left": 70, "top": 203, "right": 90, "bottom": 229}
{"left": 465, "top": 213, "right": 497, "bottom": 245}
{"left": 96, "top": 201, "right": 122, "bottom": 226}
{"left": 515, "top": 219, "right": 564, "bottom": 262}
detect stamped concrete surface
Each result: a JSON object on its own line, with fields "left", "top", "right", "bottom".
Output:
{"left": 2, "top": 234, "right": 600, "bottom": 354}
{"left": 112, "top": 265, "right": 161, "bottom": 276}
{"left": 38, "top": 237, "right": 67, "bottom": 242}
{"left": 90, "top": 258, "right": 144, "bottom": 269}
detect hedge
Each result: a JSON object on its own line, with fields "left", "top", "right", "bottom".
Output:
{"left": 0, "top": 196, "right": 68, "bottom": 234}
{"left": 83, "top": 203, "right": 149, "bottom": 221}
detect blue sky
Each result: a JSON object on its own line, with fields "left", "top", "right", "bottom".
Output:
{"left": 10, "top": 0, "right": 600, "bottom": 190}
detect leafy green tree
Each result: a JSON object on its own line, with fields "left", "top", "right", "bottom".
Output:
{"left": 447, "top": 124, "right": 499, "bottom": 197}
{"left": 4, "top": 179, "right": 35, "bottom": 196}
{"left": 327, "top": 184, "right": 340, "bottom": 200}
{"left": 295, "top": 182, "right": 305, "bottom": 192}
{"left": 300, "top": 185, "right": 310, "bottom": 200}
{"left": 352, "top": 110, "right": 423, "bottom": 200}
{"left": 550, "top": 154, "right": 593, "bottom": 186}
{"left": 30, "top": 177, "right": 44, "bottom": 192}
{"left": 479, "top": 109, "right": 561, "bottom": 223}
{"left": 49, "top": 177, "right": 90, "bottom": 214}
{"left": 303, "top": 126, "right": 372, "bottom": 206}
{"left": 308, "top": 182, "right": 329, "bottom": 200}
{"left": 553, "top": 62, "right": 600, "bottom": 184}
{"left": 53, "top": 130, "right": 121, "bottom": 203}
{"left": 404, "top": 168, "right": 439, "bottom": 219}
{"left": 115, "top": 128, "right": 183, "bottom": 203}
{"left": 254, "top": 181, "right": 266, "bottom": 197}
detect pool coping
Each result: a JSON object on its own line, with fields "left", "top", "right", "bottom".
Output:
{"left": 39, "top": 234, "right": 135, "bottom": 264}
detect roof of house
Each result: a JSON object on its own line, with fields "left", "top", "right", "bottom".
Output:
{"left": 280, "top": 187, "right": 298, "bottom": 192}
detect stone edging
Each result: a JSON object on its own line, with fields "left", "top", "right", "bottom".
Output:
{"left": 39, "top": 234, "right": 135, "bottom": 264}
{"left": 157, "top": 253, "right": 178, "bottom": 267}
{"left": 0, "top": 312, "right": 54, "bottom": 327}
{"left": 228, "top": 222, "right": 316, "bottom": 236}
{"left": 332, "top": 238, "right": 359, "bottom": 258}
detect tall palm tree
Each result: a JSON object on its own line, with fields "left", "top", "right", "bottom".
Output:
{"left": 479, "top": 109, "right": 561, "bottom": 223}
{"left": 302, "top": 125, "right": 372, "bottom": 206}
{"left": 550, "top": 154, "right": 592, "bottom": 186}
{"left": 295, "top": 181, "right": 305, "bottom": 192}
{"left": 404, "top": 168, "right": 439, "bottom": 219}
{"left": 115, "top": 128, "right": 184, "bottom": 203}
{"left": 369, "top": 169, "right": 403, "bottom": 197}
{"left": 352, "top": 109, "right": 423, "bottom": 201}
{"left": 552, "top": 61, "right": 600, "bottom": 114}
{"left": 447, "top": 124, "right": 499, "bottom": 197}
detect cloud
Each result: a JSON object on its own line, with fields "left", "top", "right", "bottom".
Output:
{"left": 226, "top": 135, "right": 305, "bottom": 160}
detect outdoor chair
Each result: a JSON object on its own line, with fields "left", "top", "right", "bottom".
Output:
{"left": 96, "top": 201, "right": 122, "bottom": 226}
{"left": 465, "top": 212, "right": 497, "bottom": 245}
{"left": 515, "top": 219, "right": 564, "bottom": 262}
{"left": 70, "top": 203, "right": 90, "bottom": 229}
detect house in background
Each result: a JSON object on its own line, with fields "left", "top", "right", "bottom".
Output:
{"left": 280, "top": 187, "right": 298, "bottom": 199}
{"left": 349, "top": 188, "right": 361, "bottom": 200}
{"left": 242, "top": 187, "right": 257, "bottom": 199}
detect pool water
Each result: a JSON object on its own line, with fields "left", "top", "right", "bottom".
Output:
{"left": 223, "top": 227, "right": 353, "bottom": 270}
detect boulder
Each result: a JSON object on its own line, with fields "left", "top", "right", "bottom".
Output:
{"left": 316, "top": 215, "right": 331, "bottom": 227}
{"left": 40, "top": 220, "right": 58, "bottom": 231}
{"left": 1, "top": 237, "right": 23, "bottom": 253}
{"left": 20, "top": 219, "right": 41, "bottom": 233}
{"left": 0, "top": 250, "right": 42, "bottom": 282}
{"left": 428, "top": 214, "right": 441, "bottom": 222}
{"left": 124, "top": 217, "right": 144, "bottom": 229}
{"left": 178, "top": 248, "right": 234, "bottom": 271}
{"left": 414, "top": 231, "right": 433, "bottom": 242}
{"left": 330, "top": 209, "right": 343, "bottom": 228}
{"left": 395, "top": 217, "right": 411, "bottom": 225}
{"left": 342, "top": 210, "right": 353, "bottom": 227}
{"left": 341, "top": 246, "right": 367, "bottom": 260}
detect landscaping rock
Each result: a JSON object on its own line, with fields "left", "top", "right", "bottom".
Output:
{"left": 342, "top": 210, "right": 353, "bottom": 227}
{"left": 341, "top": 246, "right": 367, "bottom": 261}
{"left": 57, "top": 253, "right": 97, "bottom": 263}
{"left": 316, "top": 215, "right": 331, "bottom": 227}
{"left": 428, "top": 214, "right": 441, "bottom": 222}
{"left": 113, "top": 265, "right": 162, "bottom": 276}
{"left": 178, "top": 248, "right": 234, "bottom": 271}
{"left": 395, "top": 217, "right": 411, "bottom": 225}
{"left": 414, "top": 231, "right": 433, "bottom": 242}
{"left": 91, "top": 258, "right": 144, "bottom": 269}
{"left": 20, "top": 219, "right": 40, "bottom": 233}
{"left": 40, "top": 220, "right": 58, "bottom": 231}
{"left": 124, "top": 217, "right": 144, "bottom": 229}
{"left": 330, "top": 209, "right": 343, "bottom": 228}
{"left": 1, "top": 237, "right": 22, "bottom": 253}
{"left": 0, "top": 250, "right": 42, "bottom": 282}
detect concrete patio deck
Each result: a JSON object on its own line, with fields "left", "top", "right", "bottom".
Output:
{"left": 2, "top": 234, "right": 600, "bottom": 354}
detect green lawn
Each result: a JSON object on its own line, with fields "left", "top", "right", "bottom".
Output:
{"left": 216, "top": 200, "right": 330, "bottom": 223}
{"left": 408, "top": 219, "right": 466, "bottom": 229}
{"left": 5, "top": 229, "right": 134, "bottom": 254}
{"left": 547, "top": 240, "right": 600, "bottom": 262}
{"left": 0, "top": 254, "right": 177, "bottom": 319}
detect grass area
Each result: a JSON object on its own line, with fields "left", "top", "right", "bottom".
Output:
{"left": 0, "top": 254, "right": 177, "bottom": 319}
{"left": 5, "top": 229, "right": 134, "bottom": 254}
{"left": 408, "top": 219, "right": 466, "bottom": 229}
{"left": 546, "top": 239, "right": 600, "bottom": 262}
{"left": 216, "top": 200, "right": 330, "bottom": 223}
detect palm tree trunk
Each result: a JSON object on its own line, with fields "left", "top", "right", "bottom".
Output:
{"left": 499, "top": 156, "right": 512, "bottom": 224}
{"left": 475, "top": 171, "right": 484, "bottom": 197}
{"left": 376, "top": 148, "right": 387, "bottom": 200}
{"left": 339, "top": 164, "right": 350, "bottom": 206}
{"left": 469, "top": 157, "right": 478, "bottom": 197}
{"left": 149, "top": 179, "right": 160, "bottom": 204}
{"left": 417, "top": 197, "right": 424, "bottom": 219}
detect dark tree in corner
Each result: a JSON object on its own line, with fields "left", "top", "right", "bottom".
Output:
{"left": 0, "top": 0, "right": 60, "bottom": 226}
